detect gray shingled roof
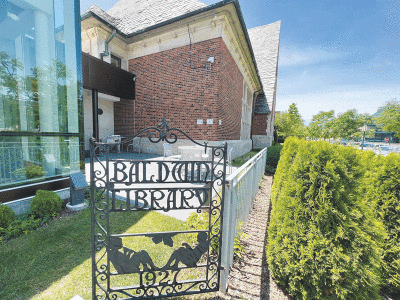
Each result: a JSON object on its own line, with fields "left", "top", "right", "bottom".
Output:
{"left": 248, "top": 21, "right": 281, "bottom": 109}
{"left": 83, "top": 4, "right": 122, "bottom": 29}
{"left": 82, "top": 0, "right": 266, "bottom": 91}
{"left": 85, "top": 0, "right": 207, "bottom": 36}
{"left": 254, "top": 94, "right": 271, "bottom": 114}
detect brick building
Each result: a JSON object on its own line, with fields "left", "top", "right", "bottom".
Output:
{"left": 81, "top": 0, "right": 281, "bottom": 157}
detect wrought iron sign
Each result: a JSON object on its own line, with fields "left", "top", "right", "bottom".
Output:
{"left": 90, "top": 118, "right": 227, "bottom": 299}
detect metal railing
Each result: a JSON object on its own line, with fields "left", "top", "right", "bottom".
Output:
{"left": 220, "top": 147, "right": 267, "bottom": 291}
{"left": 0, "top": 140, "right": 81, "bottom": 187}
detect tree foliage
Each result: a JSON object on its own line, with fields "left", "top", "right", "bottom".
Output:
{"left": 307, "top": 109, "right": 374, "bottom": 141}
{"left": 268, "top": 139, "right": 384, "bottom": 299}
{"left": 275, "top": 103, "right": 305, "bottom": 139}
{"left": 351, "top": 113, "right": 375, "bottom": 140}
{"left": 274, "top": 104, "right": 383, "bottom": 141}
{"left": 0, "top": 51, "right": 22, "bottom": 130}
{"left": 308, "top": 110, "right": 335, "bottom": 140}
{"left": 374, "top": 99, "right": 400, "bottom": 139}
{"left": 329, "top": 109, "right": 365, "bottom": 140}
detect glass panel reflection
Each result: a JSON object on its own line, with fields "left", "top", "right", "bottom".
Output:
{"left": 0, "top": 136, "right": 81, "bottom": 187}
{"left": 0, "top": 0, "right": 82, "bottom": 189}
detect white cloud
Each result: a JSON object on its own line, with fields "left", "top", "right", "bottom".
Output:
{"left": 278, "top": 46, "right": 345, "bottom": 67}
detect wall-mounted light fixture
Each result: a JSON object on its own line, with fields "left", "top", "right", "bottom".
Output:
{"left": 206, "top": 56, "right": 215, "bottom": 70}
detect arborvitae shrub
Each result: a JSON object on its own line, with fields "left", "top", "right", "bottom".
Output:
{"left": 364, "top": 152, "right": 400, "bottom": 296}
{"left": 267, "top": 139, "right": 383, "bottom": 300}
{"left": 266, "top": 144, "right": 283, "bottom": 174}
{"left": 270, "top": 137, "right": 301, "bottom": 206}
{"left": 0, "top": 205, "right": 15, "bottom": 228}
{"left": 30, "top": 190, "right": 62, "bottom": 219}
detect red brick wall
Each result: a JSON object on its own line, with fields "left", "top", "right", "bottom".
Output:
{"left": 251, "top": 114, "right": 269, "bottom": 135}
{"left": 218, "top": 40, "right": 243, "bottom": 140}
{"left": 114, "top": 37, "right": 243, "bottom": 141}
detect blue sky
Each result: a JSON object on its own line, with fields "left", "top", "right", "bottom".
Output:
{"left": 80, "top": 0, "right": 400, "bottom": 123}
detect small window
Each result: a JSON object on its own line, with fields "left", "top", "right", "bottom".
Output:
{"left": 111, "top": 54, "right": 121, "bottom": 68}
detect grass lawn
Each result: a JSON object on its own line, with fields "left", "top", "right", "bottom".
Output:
{"left": 231, "top": 149, "right": 261, "bottom": 167}
{"left": 0, "top": 204, "right": 190, "bottom": 300}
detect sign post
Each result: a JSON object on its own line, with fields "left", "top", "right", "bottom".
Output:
{"left": 361, "top": 124, "right": 368, "bottom": 150}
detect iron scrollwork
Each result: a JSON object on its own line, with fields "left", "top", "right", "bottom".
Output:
{"left": 90, "top": 119, "right": 227, "bottom": 299}
{"left": 109, "top": 232, "right": 209, "bottom": 274}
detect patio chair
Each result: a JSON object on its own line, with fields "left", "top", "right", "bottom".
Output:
{"left": 163, "top": 143, "right": 181, "bottom": 160}
{"left": 127, "top": 137, "right": 141, "bottom": 153}
{"left": 104, "top": 135, "right": 121, "bottom": 153}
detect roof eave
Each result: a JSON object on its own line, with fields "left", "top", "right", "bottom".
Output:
{"left": 81, "top": 0, "right": 264, "bottom": 91}
{"left": 230, "top": 0, "right": 264, "bottom": 93}
{"left": 81, "top": 11, "right": 126, "bottom": 37}
{"left": 124, "top": 0, "right": 264, "bottom": 92}
{"left": 124, "top": 1, "right": 228, "bottom": 37}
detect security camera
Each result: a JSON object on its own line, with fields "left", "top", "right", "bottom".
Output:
{"left": 207, "top": 57, "right": 215, "bottom": 63}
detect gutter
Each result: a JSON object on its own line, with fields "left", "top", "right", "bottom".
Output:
{"left": 81, "top": 0, "right": 264, "bottom": 92}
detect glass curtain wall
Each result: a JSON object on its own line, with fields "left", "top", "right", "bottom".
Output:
{"left": 0, "top": 0, "right": 82, "bottom": 189}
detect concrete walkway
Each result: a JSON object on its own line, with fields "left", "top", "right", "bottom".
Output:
{"left": 224, "top": 175, "right": 275, "bottom": 299}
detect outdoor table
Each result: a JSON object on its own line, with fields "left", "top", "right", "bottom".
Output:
{"left": 178, "top": 146, "right": 211, "bottom": 181}
{"left": 178, "top": 146, "right": 208, "bottom": 161}
{"left": 107, "top": 135, "right": 122, "bottom": 153}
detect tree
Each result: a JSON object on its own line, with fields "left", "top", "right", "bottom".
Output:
{"left": 0, "top": 51, "right": 22, "bottom": 130}
{"left": 352, "top": 113, "right": 375, "bottom": 141}
{"left": 330, "top": 109, "right": 364, "bottom": 140}
{"left": 274, "top": 103, "right": 305, "bottom": 139}
{"left": 374, "top": 99, "right": 400, "bottom": 139}
{"left": 307, "top": 110, "right": 335, "bottom": 140}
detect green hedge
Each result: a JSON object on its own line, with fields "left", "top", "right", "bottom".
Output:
{"left": 265, "top": 144, "right": 283, "bottom": 174}
{"left": 363, "top": 153, "right": 400, "bottom": 296}
{"left": 270, "top": 137, "right": 301, "bottom": 205}
{"left": 267, "top": 139, "right": 384, "bottom": 299}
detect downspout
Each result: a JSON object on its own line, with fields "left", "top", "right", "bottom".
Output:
{"left": 250, "top": 90, "right": 262, "bottom": 149}
{"left": 95, "top": 29, "right": 116, "bottom": 143}
{"left": 100, "top": 29, "right": 117, "bottom": 61}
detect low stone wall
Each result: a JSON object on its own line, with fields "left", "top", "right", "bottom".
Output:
{"left": 253, "top": 135, "right": 273, "bottom": 149}
{"left": 4, "top": 188, "right": 70, "bottom": 215}
{"left": 226, "top": 140, "right": 252, "bottom": 159}
{"left": 139, "top": 139, "right": 252, "bottom": 160}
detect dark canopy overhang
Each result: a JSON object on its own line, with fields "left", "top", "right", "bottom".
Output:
{"left": 82, "top": 52, "right": 135, "bottom": 99}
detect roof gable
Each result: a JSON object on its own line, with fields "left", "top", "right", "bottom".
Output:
{"left": 106, "top": 0, "right": 207, "bottom": 35}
